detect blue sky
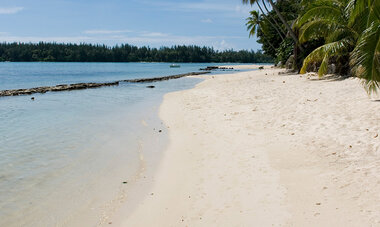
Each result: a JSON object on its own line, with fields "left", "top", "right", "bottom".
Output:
{"left": 0, "top": 0, "right": 260, "bottom": 50}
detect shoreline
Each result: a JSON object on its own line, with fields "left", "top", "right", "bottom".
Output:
{"left": 118, "top": 66, "right": 380, "bottom": 226}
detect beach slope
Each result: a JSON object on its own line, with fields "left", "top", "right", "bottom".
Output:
{"left": 121, "top": 67, "right": 380, "bottom": 226}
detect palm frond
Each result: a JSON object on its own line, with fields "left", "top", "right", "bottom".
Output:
{"left": 350, "top": 21, "right": 380, "bottom": 94}
{"left": 300, "top": 38, "right": 353, "bottom": 76}
{"left": 319, "top": 54, "right": 330, "bottom": 75}
{"left": 347, "top": 0, "right": 371, "bottom": 33}
{"left": 347, "top": 0, "right": 379, "bottom": 28}
{"left": 296, "top": 6, "right": 344, "bottom": 27}
{"left": 325, "top": 27, "right": 358, "bottom": 42}
{"left": 242, "top": 0, "right": 258, "bottom": 5}
{"left": 299, "top": 19, "right": 336, "bottom": 43}
{"left": 347, "top": 0, "right": 368, "bottom": 25}
{"left": 246, "top": 10, "right": 261, "bottom": 37}
{"left": 367, "top": 0, "right": 380, "bottom": 26}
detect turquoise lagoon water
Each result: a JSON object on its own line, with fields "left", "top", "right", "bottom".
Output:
{"left": 0, "top": 62, "right": 244, "bottom": 90}
{"left": 0, "top": 62, "right": 254, "bottom": 226}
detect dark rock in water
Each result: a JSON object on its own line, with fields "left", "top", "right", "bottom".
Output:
{"left": 31, "top": 97, "right": 35, "bottom": 100}
{"left": 122, "top": 71, "right": 210, "bottom": 83}
{"left": 0, "top": 81, "right": 119, "bottom": 97}
{"left": 200, "top": 66, "right": 219, "bottom": 71}
{"left": 199, "top": 66, "right": 234, "bottom": 71}
{"left": 146, "top": 85, "right": 155, "bottom": 88}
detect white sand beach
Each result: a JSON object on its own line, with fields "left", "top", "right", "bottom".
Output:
{"left": 119, "top": 66, "right": 380, "bottom": 226}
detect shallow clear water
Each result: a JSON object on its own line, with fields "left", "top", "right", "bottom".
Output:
{"left": 0, "top": 62, "right": 255, "bottom": 226}
{"left": 0, "top": 62, "right": 251, "bottom": 90}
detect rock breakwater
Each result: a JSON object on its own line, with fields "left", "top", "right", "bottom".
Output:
{"left": 0, "top": 71, "right": 210, "bottom": 97}
{"left": 199, "top": 66, "right": 234, "bottom": 71}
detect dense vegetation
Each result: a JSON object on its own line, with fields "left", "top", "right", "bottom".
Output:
{"left": 243, "top": 0, "right": 379, "bottom": 93}
{"left": 0, "top": 42, "right": 273, "bottom": 63}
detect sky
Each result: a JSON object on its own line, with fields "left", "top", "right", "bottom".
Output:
{"left": 0, "top": 0, "right": 261, "bottom": 51}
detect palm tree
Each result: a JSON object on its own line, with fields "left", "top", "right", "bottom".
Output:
{"left": 246, "top": 10, "right": 277, "bottom": 51}
{"left": 296, "top": 0, "right": 379, "bottom": 93}
{"left": 260, "top": 0, "right": 286, "bottom": 35}
{"left": 242, "top": 0, "right": 304, "bottom": 51}
{"left": 348, "top": 0, "right": 380, "bottom": 93}
{"left": 251, "top": 0, "right": 286, "bottom": 39}
{"left": 296, "top": 0, "right": 358, "bottom": 76}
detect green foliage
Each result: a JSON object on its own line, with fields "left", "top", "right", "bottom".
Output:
{"left": 246, "top": 10, "right": 279, "bottom": 53}
{"left": 245, "top": 0, "right": 301, "bottom": 59}
{"left": 0, "top": 42, "right": 273, "bottom": 63}
{"left": 246, "top": 11, "right": 260, "bottom": 38}
{"left": 350, "top": 21, "right": 380, "bottom": 93}
{"left": 297, "top": 0, "right": 380, "bottom": 93}
{"left": 300, "top": 38, "right": 353, "bottom": 75}
{"left": 276, "top": 38, "right": 294, "bottom": 65}
{"left": 243, "top": 0, "right": 380, "bottom": 93}
{"left": 256, "top": 14, "right": 284, "bottom": 58}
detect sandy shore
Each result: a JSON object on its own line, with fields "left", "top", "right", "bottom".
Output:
{"left": 120, "top": 67, "right": 380, "bottom": 226}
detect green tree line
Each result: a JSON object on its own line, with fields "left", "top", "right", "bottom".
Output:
{"left": 0, "top": 42, "right": 273, "bottom": 63}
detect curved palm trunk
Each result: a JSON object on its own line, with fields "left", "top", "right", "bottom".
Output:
{"left": 261, "top": 0, "right": 286, "bottom": 35}
{"left": 257, "top": 2, "right": 286, "bottom": 39}
{"left": 261, "top": 34, "right": 277, "bottom": 51}
{"left": 267, "top": 0, "right": 304, "bottom": 51}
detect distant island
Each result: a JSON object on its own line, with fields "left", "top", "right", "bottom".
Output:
{"left": 0, "top": 42, "right": 273, "bottom": 63}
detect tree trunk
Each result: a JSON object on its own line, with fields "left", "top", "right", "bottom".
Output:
{"left": 261, "top": 0, "right": 286, "bottom": 35}
{"left": 267, "top": 0, "right": 304, "bottom": 51}
{"left": 260, "top": 30, "right": 277, "bottom": 51}
{"left": 257, "top": 2, "right": 285, "bottom": 39}
{"left": 294, "top": 40, "right": 298, "bottom": 70}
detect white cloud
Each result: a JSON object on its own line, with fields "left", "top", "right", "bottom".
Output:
{"left": 201, "top": 18, "right": 213, "bottom": 23}
{"left": 213, "top": 40, "right": 235, "bottom": 50}
{"left": 235, "top": 5, "right": 251, "bottom": 15}
{"left": 0, "top": 35, "right": 93, "bottom": 44}
{"left": 83, "top": 29, "right": 132, "bottom": 34}
{"left": 134, "top": 0, "right": 259, "bottom": 20}
{"left": 140, "top": 32, "right": 169, "bottom": 37}
{"left": 83, "top": 29, "right": 169, "bottom": 37}
{"left": 171, "top": 2, "right": 234, "bottom": 12}
{"left": 0, "top": 7, "right": 24, "bottom": 15}
{"left": 137, "top": 0, "right": 254, "bottom": 16}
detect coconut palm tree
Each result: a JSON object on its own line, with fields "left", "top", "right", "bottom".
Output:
{"left": 296, "top": 0, "right": 379, "bottom": 93}
{"left": 260, "top": 0, "right": 286, "bottom": 35}
{"left": 251, "top": 0, "right": 286, "bottom": 39}
{"left": 348, "top": 0, "right": 380, "bottom": 93}
{"left": 296, "top": 0, "right": 358, "bottom": 75}
{"left": 246, "top": 10, "right": 277, "bottom": 51}
{"left": 242, "top": 0, "right": 304, "bottom": 51}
